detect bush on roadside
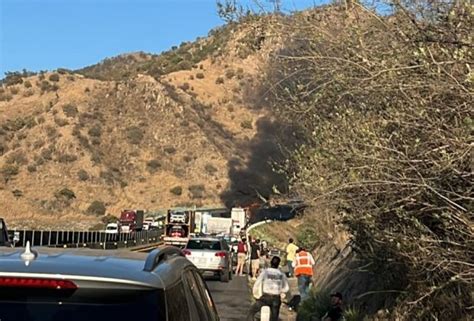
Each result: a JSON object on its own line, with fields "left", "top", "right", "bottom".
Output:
{"left": 77, "top": 169, "right": 89, "bottom": 181}
{"left": 170, "top": 186, "right": 183, "bottom": 196}
{"left": 86, "top": 200, "right": 106, "bottom": 216}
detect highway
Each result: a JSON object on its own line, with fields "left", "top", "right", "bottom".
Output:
{"left": 206, "top": 275, "right": 251, "bottom": 321}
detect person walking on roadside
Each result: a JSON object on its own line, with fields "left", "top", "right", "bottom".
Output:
{"left": 249, "top": 237, "right": 260, "bottom": 280}
{"left": 321, "top": 292, "right": 344, "bottom": 321}
{"left": 235, "top": 238, "right": 247, "bottom": 276}
{"left": 293, "top": 247, "right": 315, "bottom": 300}
{"left": 247, "top": 256, "right": 290, "bottom": 321}
{"left": 286, "top": 238, "right": 298, "bottom": 277}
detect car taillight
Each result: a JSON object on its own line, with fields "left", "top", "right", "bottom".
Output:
{"left": 215, "top": 252, "right": 226, "bottom": 257}
{"left": 0, "top": 277, "right": 77, "bottom": 290}
{"left": 182, "top": 250, "right": 191, "bottom": 256}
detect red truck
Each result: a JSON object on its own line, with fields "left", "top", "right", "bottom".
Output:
{"left": 119, "top": 210, "right": 144, "bottom": 233}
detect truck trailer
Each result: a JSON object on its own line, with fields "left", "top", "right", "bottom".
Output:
{"left": 162, "top": 209, "right": 196, "bottom": 246}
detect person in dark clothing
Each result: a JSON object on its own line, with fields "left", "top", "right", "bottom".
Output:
{"left": 249, "top": 238, "right": 260, "bottom": 279}
{"left": 321, "top": 292, "right": 344, "bottom": 321}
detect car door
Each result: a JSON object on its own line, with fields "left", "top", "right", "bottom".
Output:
{"left": 191, "top": 269, "right": 219, "bottom": 321}
{"left": 183, "top": 269, "right": 214, "bottom": 321}
{"left": 166, "top": 280, "right": 192, "bottom": 321}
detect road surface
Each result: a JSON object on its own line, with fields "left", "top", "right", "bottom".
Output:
{"left": 206, "top": 275, "right": 251, "bottom": 321}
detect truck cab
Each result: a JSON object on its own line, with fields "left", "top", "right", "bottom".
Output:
{"left": 119, "top": 210, "right": 144, "bottom": 233}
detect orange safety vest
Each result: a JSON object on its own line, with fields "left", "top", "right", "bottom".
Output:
{"left": 294, "top": 251, "right": 314, "bottom": 277}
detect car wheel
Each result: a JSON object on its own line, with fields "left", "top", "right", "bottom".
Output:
{"left": 220, "top": 269, "right": 230, "bottom": 283}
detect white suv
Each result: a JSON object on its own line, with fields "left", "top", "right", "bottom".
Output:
{"left": 170, "top": 212, "right": 186, "bottom": 223}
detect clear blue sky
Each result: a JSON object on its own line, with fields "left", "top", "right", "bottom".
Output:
{"left": 0, "top": 0, "right": 325, "bottom": 77}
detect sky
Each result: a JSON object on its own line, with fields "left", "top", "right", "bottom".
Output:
{"left": 0, "top": 0, "right": 325, "bottom": 77}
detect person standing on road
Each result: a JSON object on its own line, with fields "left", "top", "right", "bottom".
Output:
{"left": 286, "top": 238, "right": 298, "bottom": 277}
{"left": 235, "top": 238, "right": 247, "bottom": 276}
{"left": 250, "top": 237, "right": 261, "bottom": 280}
{"left": 247, "top": 256, "right": 290, "bottom": 321}
{"left": 293, "top": 247, "right": 315, "bottom": 300}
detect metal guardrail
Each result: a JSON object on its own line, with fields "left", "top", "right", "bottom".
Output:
{"left": 8, "top": 229, "right": 163, "bottom": 249}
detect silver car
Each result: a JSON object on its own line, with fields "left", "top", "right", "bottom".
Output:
{"left": 183, "top": 237, "right": 233, "bottom": 283}
{"left": 0, "top": 243, "right": 220, "bottom": 321}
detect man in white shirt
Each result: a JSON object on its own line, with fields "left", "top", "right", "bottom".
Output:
{"left": 247, "top": 256, "right": 290, "bottom": 321}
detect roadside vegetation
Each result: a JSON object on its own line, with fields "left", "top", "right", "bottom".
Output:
{"left": 247, "top": 1, "right": 472, "bottom": 320}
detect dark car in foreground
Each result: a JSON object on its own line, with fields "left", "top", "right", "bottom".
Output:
{"left": 0, "top": 243, "right": 219, "bottom": 321}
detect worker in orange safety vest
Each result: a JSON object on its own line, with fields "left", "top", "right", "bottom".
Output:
{"left": 292, "top": 247, "right": 315, "bottom": 300}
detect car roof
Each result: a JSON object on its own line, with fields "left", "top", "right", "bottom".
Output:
{"left": 0, "top": 246, "right": 193, "bottom": 289}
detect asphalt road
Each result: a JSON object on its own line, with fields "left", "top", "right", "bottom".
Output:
{"left": 206, "top": 275, "right": 251, "bottom": 321}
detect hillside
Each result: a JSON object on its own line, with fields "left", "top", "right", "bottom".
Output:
{"left": 0, "top": 18, "right": 287, "bottom": 230}
{"left": 1, "top": 2, "right": 472, "bottom": 320}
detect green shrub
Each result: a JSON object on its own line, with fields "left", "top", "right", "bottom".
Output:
{"left": 1, "top": 164, "right": 19, "bottom": 181}
{"left": 296, "top": 226, "right": 320, "bottom": 252}
{"left": 88, "top": 125, "right": 102, "bottom": 137}
{"left": 170, "top": 186, "right": 183, "bottom": 196}
{"left": 215, "top": 77, "right": 224, "bottom": 84}
{"left": 23, "top": 81, "right": 32, "bottom": 88}
{"left": 54, "top": 117, "right": 69, "bottom": 127}
{"left": 205, "top": 163, "right": 218, "bottom": 175}
{"left": 296, "top": 289, "right": 331, "bottom": 321}
{"left": 40, "top": 146, "right": 54, "bottom": 160}
{"left": 54, "top": 188, "right": 76, "bottom": 201}
{"left": 146, "top": 159, "right": 161, "bottom": 173}
{"left": 126, "top": 126, "right": 144, "bottom": 144}
{"left": 27, "top": 165, "right": 37, "bottom": 172}
{"left": 62, "top": 103, "right": 78, "bottom": 117}
{"left": 196, "top": 72, "right": 205, "bottom": 79}
{"left": 179, "top": 82, "right": 190, "bottom": 91}
{"left": 23, "top": 89, "right": 34, "bottom": 97}
{"left": 225, "top": 69, "right": 235, "bottom": 79}
{"left": 12, "top": 189, "right": 23, "bottom": 198}
{"left": 10, "top": 87, "right": 19, "bottom": 95}
{"left": 45, "top": 126, "right": 57, "bottom": 138}
{"left": 6, "top": 150, "right": 28, "bottom": 165}
{"left": 57, "top": 153, "right": 78, "bottom": 163}
{"left": 164, "top": 146, "right": 176, "bottom": 154}
{"left": 32, "top": 139, "right": 45, "bottom": 149}
{"left": 86, "top": 200, "right": 106, "bottom": 216}
{"left": 101, "top": 214, "right": 117, "bottom": 224}
{"left": 240, "top": 120, "right": 253, "bottom": 129}
{"left": 177, "top": 61, "right": 193, "bottom": 70}
{"left": 188, "top": 184, "right": 205, "bottom": 199}
{"left": 39, "top": 80, "right": 58, "bottom": 92}
{"left": 77, "top": 169, "right": 89, "bottom": 181}
{"left": 48, "top": 73, "right": 60, "bottom": 82}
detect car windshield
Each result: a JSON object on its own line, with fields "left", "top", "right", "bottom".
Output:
{"left": 187, "top": 240, "right": 221, "bottom": 250}
{"left": 106, "top": 226, "right": 116, "bottom": 230}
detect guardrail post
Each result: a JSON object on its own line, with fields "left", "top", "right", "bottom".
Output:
{"left": 31, "top": 230, "right": 35, "bottom": 247}
{"left": 48, "top": 230, "right": 51, "bottom": 246}
{"left": 22, "top": 230, "right": 26, "bottom": 247}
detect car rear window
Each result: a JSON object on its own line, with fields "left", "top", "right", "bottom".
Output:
{"left": 187, "top": 240, "right": 221, "bottom": 250}
{"left": 0, "top": 288, "right": 166, "bottom": 321}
